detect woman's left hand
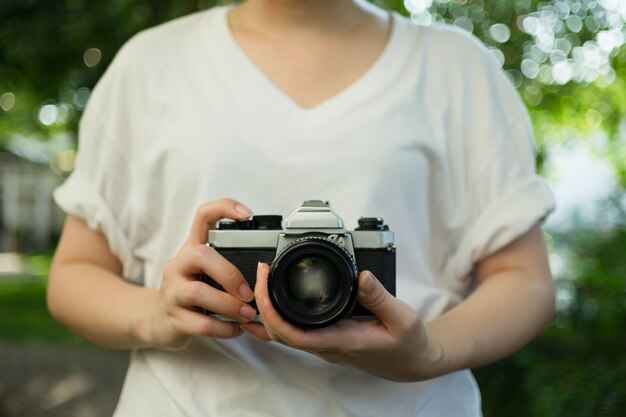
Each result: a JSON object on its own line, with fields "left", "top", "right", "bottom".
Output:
{"left": 240, "top": 263, "right": 443, "bottom": 382}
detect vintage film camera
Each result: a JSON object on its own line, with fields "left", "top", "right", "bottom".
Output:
{"left": 201, "top": 200, "right": 396, "bottom": 328}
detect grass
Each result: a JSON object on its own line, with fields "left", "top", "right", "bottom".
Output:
{"left": 0, "top": 251, "right": 83, "bottom": 344}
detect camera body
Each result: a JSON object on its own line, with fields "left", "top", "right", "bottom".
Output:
{"left": 201, "top": 200, "right": 396, "bottom": 328}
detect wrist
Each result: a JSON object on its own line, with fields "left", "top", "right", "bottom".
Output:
{"left": 406, "top": 336, "right": 447, "bottom": 382}
{"left": 419, "top": 319, "right": 474, "bottom": 379}
{"left": 128, "top": 287, "right": 160, "bottom": 348}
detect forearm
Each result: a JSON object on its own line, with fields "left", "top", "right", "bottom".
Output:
{"left": 424, "top": 268, "right": 555, "bottom": 377}
{"left": 47, "top": 262, "right": 158, "bottom": 349}
{"left": 48, "top": 203, "right": 254, "bottom": 351}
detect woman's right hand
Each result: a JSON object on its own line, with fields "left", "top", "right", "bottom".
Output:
{"left": 136, "top": 198, "right": 257, "bottom": 350}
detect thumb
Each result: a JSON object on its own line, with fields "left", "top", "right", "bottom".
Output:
{"left": 357, "top": 271, "right": 403, "bottom": 326}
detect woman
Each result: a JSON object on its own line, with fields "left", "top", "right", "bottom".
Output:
{"left": 47, "top": 0, "right": 556, "bottom": 415}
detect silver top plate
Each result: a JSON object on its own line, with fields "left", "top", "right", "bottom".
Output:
{"left": 208, "top": 229, "right": 394, "bottom": 249}
{"left": 283, "top": 200, "right": 346, "bottom": 234}
{"left": 208, "top": 230, "right": 280, "bottom": 248}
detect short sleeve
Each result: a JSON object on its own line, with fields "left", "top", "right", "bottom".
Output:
{"left": 54, "top": 40, "right": 146, "bottom": 282}
{"left": 437, "top": 29, "right": 555, "bottom": 294}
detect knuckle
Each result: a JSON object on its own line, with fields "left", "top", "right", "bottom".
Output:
{"left": 222, "top": 265, "right": 242, "bottom": 287}
{"left": 182, "top": 281, "right": 205, "bottom": 305}
{"left": 217, "top": 197, "right": 236, "bottom": 207}
{"left": 189, "top": 245, "right": 209, "bottom": 263}
{"left": 162, "top": 285, "right": 177, "bottom": 307}
{"left": 195, "top": 199, "right": 231, "bottom": 218}
{"left": 198, "top": 317, "right": 215, "bottom": 335}
{"left": 162, "top": 259, "right": 177, "bottom": 278}
{"left": 161, "top": 262, "right": 181, "bottom": 299}
{"left": 187, "top": 245, "right": 214, "bottom": 270}
{"left": 173, "top": 246, "right": 199, "bottom": 270}
{"left": 194, "top": 203, "right": 219, "bottom": 227}
{"left": 195, "top": 203, "right": 211, "bottom": 218}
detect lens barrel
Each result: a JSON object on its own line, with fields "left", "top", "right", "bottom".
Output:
{"left": 268, "top": 237, "right": 358, "bottom": 328}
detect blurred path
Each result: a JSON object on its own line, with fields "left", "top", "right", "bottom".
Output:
{"left": 0, "top": 342, "right": 128, "bottom": 417}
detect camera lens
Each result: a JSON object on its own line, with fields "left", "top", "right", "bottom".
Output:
{"left": 268, "top": 237, "right": 358, "bottom": 328}
{"left": 285, "top": 255, "right": 341, "bottom": 314}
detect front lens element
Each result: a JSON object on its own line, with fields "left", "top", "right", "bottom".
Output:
{"left": 285, "top": 255, "right": 341, "bottom": 314}
{"left": 268, "top": 237, "right": 358, "bottom": 328}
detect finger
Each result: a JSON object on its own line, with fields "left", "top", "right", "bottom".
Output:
{"left": 240, "top": 322, "right": 272, "bottom": 341}
{"left": 175, "top": 280, "right": 257, "bottom": 323}
{"left": 357, "top": 271, "right": 410, "bottom": 328}
{"left": 186, "top": 198, "right": 252, "bottom": 246}
{"left": 254, "top": 262, "right": 348, "bottom": 351}
{"left": 172, "top": 308, "right": 244, "bottom": 339}
{"left": 177, "top": 245, "right": 254, "bottom": 302}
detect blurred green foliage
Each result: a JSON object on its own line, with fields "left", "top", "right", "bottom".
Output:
{"left": 381, "top": 0, "right": 626, "bottom": 179}
{"left": 0, "top": 278, "right": 81, "bottom": 343}
{"left": 476, "top": 191, "right": 626, "bottom": 416}
{"left": 0, "top": 0, "right": 221, "bottom": 167}
{"left": 1, "top": 0, "right": 625, "bottom": 178}
{"left": 0, "top": 251, "right": 81, "bottom": 343}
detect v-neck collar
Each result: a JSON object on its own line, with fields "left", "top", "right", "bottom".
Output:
{"left": 209, "top": 6, "right": 403, "bottom": 121}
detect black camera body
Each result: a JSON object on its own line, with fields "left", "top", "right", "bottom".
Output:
{"left": 201, "top": 200, "right": 396, "bottom": 328}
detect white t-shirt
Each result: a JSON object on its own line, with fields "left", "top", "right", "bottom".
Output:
{"left": 54, "top": 5, "right": 554, "bottom": 417}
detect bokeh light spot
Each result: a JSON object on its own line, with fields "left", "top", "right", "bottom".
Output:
{"left": 73, "top": 88, "right": 91, "bottom": 110}
{"left": 411, "top": 10, "right": 433, "bottom": 26}
{"left": 83, "top": 48, "right": 102, "bottom": 68}
{"left": 0, "top": 92, "right": 16, "bottom": 111}
{"left": 404, "top": 0, "right": 433, "bottom": 14}
{"left": 38, "top": 104, "right": 58, "bottom": 126}
{"left": 488, "top": 47, "right": 505, "bottom": 67}
{"left": 553, "top": 61, "right": 574, "bottom": 84}
{"left": 586, "top": 109, "right": 603, "bottom": 129}
{"left": 565, "top": 15, "right": 584, "bottom": 32}
{"left": 521, "top": 58, "right": 540, "bottom": 79}
{"left": 54, "top": 150, "right": 76, "bottom": 173}
{"left": 489, "top": 23, "right": 511, "bottom": 43}
{"left": 454, "top": 16, "right": 473, "bottom": 32}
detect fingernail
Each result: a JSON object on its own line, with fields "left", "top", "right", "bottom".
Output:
{"left": 240, "top": 305, "right": 257, "bottom": 321}
{"left": 359, "top": 271, "right": 376, "bottom": 297}
{"left": 239, "top": 283, "right": 254, "bottom": 302}
{"left": 235, "top": 204, "right": 253, "bottom": 217}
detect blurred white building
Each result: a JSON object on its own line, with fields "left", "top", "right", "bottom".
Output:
{"left": 0, "top": 152, "right": 65, "bottom": 252}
